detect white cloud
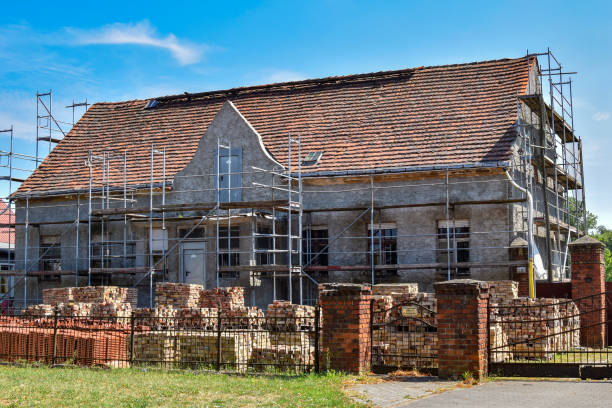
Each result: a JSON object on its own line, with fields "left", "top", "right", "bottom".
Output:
{"left": 263, "top": 70, "right": 307, "bottom": 83}
{"left": 65, "top": 21, "right": 205, "bottom": 65}
{"left": 592, "top": 112, "right": 610, "bottom": 121}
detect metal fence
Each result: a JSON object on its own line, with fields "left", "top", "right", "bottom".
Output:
{"left": 0, "top": 311, "right": 320, "bottom": 373}
{"left": 489, "top": 292, "right": 611, "bottom": 377}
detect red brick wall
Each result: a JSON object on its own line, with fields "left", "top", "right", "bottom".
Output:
{"left": 434, "top": 280, "right": 490, "bottom": 379}
{"left": 570, "top": 237, "right": 606, "bottom": 348}
{"left": 318, "top": 283, "right": 372, "bottom": 374}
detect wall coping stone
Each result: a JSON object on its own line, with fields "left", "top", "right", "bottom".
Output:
{"left": 319, "top": 283, "right": 372, "bottom": 297}
{"left": 434, "top": 279, "right": 490, "bottom": 295}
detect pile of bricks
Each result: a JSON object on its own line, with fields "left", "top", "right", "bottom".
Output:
{"left": 222, "top": 307, "right": 264, "bottom": 330}
{"left": 372, "top": 283, "right": 419, "bottom": 297}
{"left": 179, "top": 332, "right": 251, "bottom": 372}
{"left": 22, "top": 304, "right": 55, "bottom": 317}
{"left": 56, "top": 302, "right": 93, "bottom": 317}
{"left": 491, "top": 297, "right": 580, "bottom": 359}
{"left": 42, "top": 286, "right": 137, "bottom": 308}
{"left": 249, "top": 345, "right": 315, "bottom": 370}
{"left": 155, "top": 283, "right": 202, "bottom": 309}
{"left": 132, "top": 331, "right": 179, "bottom": 364}
{"left": 489, "top": 323, "right": 511, "bottom": 363}
{"left": 199, "top": 287, "right": 245, "bottom": 310}
{"left": 131, "top": 331, "right": 251, "bottom": 372}
{"left": 132, "top": 307, "right": 177, "bottom": 329}
{"left": 372, "top": 327, "right": 438, "bottom": 368}
{"left": 91, "top": 301, "right": 132, "bottom": 323}
{"left": 174, "top": 307, "right": 218, "bottom": 329}
{"left": 265, "top": 301, "right": 315, "bottom": 330}
{"left": 371, "top": 296, "right": 393, "bottom": 325}
{"left": 487, "top": 280, "right": 519, "bottom": 304}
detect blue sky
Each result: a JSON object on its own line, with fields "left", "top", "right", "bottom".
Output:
{"left": 0, "top": 1, "right": 610, "bottom": 224}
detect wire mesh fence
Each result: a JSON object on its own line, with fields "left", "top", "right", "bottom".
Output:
{"left": 0, "top": 310, "right": 320, "bottom": 374}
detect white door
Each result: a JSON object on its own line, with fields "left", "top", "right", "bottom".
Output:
{"left": 181, "top": 241, "right": 206, "bottom": 287}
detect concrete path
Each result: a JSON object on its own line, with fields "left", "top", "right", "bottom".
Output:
{"left": 351, "top": 378, "right": 612, "bottom": 408}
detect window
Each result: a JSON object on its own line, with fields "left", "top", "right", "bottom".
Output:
{"left": 151, "top": 229, "right": 168, "bottom": 252}
{"left": 256, "top": 225, "right": 273, "bottom": 265}
{"left": 218, "top": 226, "right": 240, "bottom": 267}
{"left": 368, "top": 224, "right": 397, "bottom": 276}
{"left": 178, "top": 227, "right": 205, "bottom": 239}
{"left": 40, "top": 235, "right": 61, "bottom": 281}
{"left": 437, "top": 220, "right": 470, "bottom": 277}
{"left": 215, "top": 147, "right": 242, "bottom": 202}
{"left": 303, "top": 227, "right": 328, "bottom": 269}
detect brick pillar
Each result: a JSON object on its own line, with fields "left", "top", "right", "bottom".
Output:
{"left": 509, "top": 237, "right": 529, "bottom": 297}
{"left": 569, "top": 236, "right": 606, "bottom": 348}
{"left": 319, "top": 283, "right": 372, "bottom": 374}
{"left": 434, "top": 279, "right": 490, "bottom": 379}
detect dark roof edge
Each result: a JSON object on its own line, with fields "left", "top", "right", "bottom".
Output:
{"left": 13, "top": 161, "right": 510, "bottom": 200}
{"left": 296, "top": 160, "right": 510, "bottom": 178}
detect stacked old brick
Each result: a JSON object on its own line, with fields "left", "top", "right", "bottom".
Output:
{"left": 5, "top": 283, "right": 317, "bottom": 372}
{"left": 492, "top": 297, "right": 580, "bottom": 360}
{"left": 249, "top": 300, "right": 316, "bottom": 370}
{"left": 133, "top": 284, "right": 289, "bottom": 371}
{"left": 22, "top": 286, "right": 137, "bottom": 321}
{"left": 486, "top": 280, "right": 581, "bottom": 362}
{"left": 371, "top": 283, "right": 438, "bottom": 370}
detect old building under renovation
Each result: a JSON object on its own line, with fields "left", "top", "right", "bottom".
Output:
{"left": 0, "top": 50, "right": 587, "bottom": 309}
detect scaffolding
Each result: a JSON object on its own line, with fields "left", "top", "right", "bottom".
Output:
{"left": 513, "top": 48, "right": 586, "bottom": 281}
{"left": 0, "top": 50, "right": 588, "bottom": 311}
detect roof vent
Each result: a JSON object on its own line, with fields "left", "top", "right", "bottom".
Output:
{"left": 302, "top": 151, "right": 323, "bottom": 166}
{"left": 144, "top": 99, "right": 159, "bottom": 109}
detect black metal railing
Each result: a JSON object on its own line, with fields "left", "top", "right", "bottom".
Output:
{"left": 489, "top": 292, "right": 611, "bottom": 369}
{"left": 371, "top": 299, "right": 438, "bottom": 373}
{"left": 0, "top": 310, "right": 320, "bottom": 374}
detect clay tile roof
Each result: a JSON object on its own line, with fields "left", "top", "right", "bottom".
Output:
{"left": 16, "top": 56, "right": 533, "bottom": 196}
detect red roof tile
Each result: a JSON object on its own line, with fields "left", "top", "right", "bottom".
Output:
{"left": 16, "top": 56, "right": 532, "bottom": 195}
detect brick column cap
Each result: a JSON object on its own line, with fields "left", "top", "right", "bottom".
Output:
{"left": 568, "top": 235, "right": 605, "bottom": 249}
{"left": 434, "top": 279, "right": 490, "bottom": 295}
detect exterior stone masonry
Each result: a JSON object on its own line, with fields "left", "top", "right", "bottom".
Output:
{"left": 434, "top": 279, "right": 490, "bottom": 379}
{"left": 319, "top": 283, "right": 372, "bottom": 374}
{"left": 569, "top": 236, "right": 606, "bottom": 348}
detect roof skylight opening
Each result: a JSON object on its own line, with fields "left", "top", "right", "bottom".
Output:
{"left": 302, "top": 151, "right": 323, "bottom": 166}
{"left": 144, "top": 99, "right": 159, "bottom": 109}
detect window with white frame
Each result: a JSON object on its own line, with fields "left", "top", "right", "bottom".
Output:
{"left": 437, "top": 219, "right": 470, "bottom": 277}
{"left": 368, "top": 223, "right": 397, "bottom": 276}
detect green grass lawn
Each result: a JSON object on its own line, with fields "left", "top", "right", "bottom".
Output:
{"left": 0, "top": 365, "right": 367, "bottom": 407}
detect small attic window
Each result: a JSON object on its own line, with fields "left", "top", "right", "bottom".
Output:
{"left": 144, "top": 99, "right": 159, "bottom": 109}
{"left": 302, "top": 151, "right": 323, "bottom": 166}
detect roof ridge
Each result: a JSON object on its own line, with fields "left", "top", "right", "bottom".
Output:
{"left": 91, "top": 55, "right": 530, "bottom": 107}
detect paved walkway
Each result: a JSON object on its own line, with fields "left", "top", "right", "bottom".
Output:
{"left": 351, "top": 378, "right": 612, "bottom": 408}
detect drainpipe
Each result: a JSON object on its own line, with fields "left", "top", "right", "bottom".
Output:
{"left": 506, "top": 171, "right": 535, "bottom": 299}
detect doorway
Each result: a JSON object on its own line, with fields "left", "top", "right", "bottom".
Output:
{"left": 180, "top": 241, "right": 207, "bottom": 287}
